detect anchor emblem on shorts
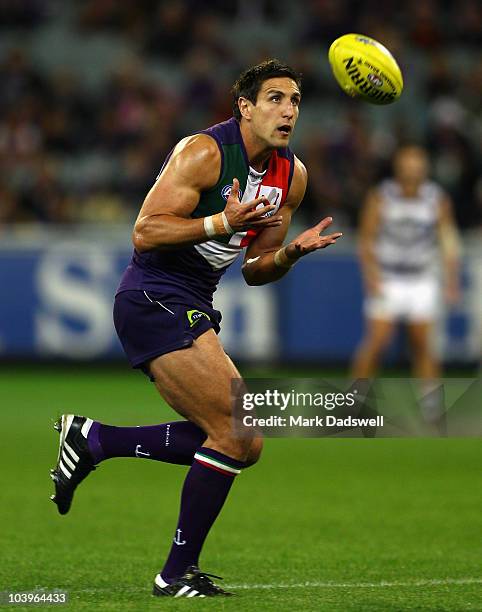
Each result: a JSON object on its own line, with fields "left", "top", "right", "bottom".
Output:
{"left": 173, "top": 529, "right": 186, "bottom": 545}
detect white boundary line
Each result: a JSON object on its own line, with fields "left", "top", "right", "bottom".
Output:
{"left": 226, "top": 578, "right": 482, "bottom": 590}
{"left": 61, "top": 577, "right": 482, "bottom": 595}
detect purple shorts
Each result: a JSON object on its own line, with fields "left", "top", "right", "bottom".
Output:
{"left": 113, "top": 290, "right": 221, "bottom": 376}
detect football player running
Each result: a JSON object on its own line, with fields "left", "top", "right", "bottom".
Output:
{"left": 50, "top": 60, "right": 342, "bottom": 597}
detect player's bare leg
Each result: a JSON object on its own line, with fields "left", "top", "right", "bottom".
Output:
{"left": 407, "top": 321, "right": 440, "bottom": 379}
{"left": 407, "top": 321, "right": 445, "bottom": 427}
{"left": 50, "top": 331, "right": 261, "bottom": 521}
{"left": 147, "top": 329, "right": 261, "bottom": 594}
{"left": 149, "top": 329, "right": 260, "bottom": 462}
{"left": 351, "top": 318, "right": 396, "bottom": 378}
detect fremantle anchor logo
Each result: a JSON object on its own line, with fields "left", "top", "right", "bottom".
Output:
{"left": 135, "top": 444, "right": 151, "bottom": 458}
{"left": 173, "top": 529, "right": 186, "bottom": 545}
{"left": 221, "top": 184, "right": 243, "bottom": 201}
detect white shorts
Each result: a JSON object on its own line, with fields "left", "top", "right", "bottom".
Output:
{"left": 365, "top": 276, "right": 440, "bottom": 322}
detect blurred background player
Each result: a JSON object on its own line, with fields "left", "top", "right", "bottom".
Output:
{"left": 351, "top": 145, "right": 461, "bottom": 397}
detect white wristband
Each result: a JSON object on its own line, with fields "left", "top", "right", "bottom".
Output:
{"left": 221, "top": 211, "right": 233, "bottom": 234}
{"left": 204, "top": 212, "right": 234, "bottom": 239}
{"left": 204, "top": 215, "right": 216, "bottom": 238}
{"left": 274, "top": 247, "right": 298, "bottom": 268}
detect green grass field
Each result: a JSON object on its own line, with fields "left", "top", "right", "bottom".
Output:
{"left": 1, "top": 366, "right": 481, "bottom": 611}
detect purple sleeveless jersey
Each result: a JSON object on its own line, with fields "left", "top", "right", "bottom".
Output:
{"left": 117, "top": 118, "right": 294, "bottom": 309}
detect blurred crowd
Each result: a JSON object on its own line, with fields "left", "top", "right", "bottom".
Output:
{"left": 0, "top": 0, "right": 480, "bottom": 229}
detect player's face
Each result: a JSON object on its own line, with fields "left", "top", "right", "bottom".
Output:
{"left": 246, "top": 77, "right": 301, "bottom": 147}
{"left": 394, "top": 148, "right": 429, "bottom": 184}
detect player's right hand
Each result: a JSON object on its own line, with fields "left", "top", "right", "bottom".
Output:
{"left": 224, "top": 178, "right": 283, "bottom": 232}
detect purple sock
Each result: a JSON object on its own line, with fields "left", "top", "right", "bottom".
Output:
{"left": 161, "top": 447, "right": 244, "bottom": 583}
{"left": 87, "top": 421, "right": 206, "bottom": 466}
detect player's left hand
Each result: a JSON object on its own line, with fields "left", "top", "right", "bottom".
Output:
{"left": 285, "top": 217, "right": 342, "bottom": 259}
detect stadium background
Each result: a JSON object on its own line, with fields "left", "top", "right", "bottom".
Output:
{"left": 0, "top": 0, "right": 481, "bottom": 367}
{"left": 1, "top": 2, "right": 481, "bottom": 611}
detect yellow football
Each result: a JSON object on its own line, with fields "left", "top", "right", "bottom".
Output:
{"left": 328, "top": 33, "right": 403, "bottom": 105}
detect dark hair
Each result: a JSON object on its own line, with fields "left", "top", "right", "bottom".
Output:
{"left": 231, "top": 59, "right": 302, "bottom": 121}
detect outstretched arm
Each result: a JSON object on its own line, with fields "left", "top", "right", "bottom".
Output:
{"left": 242, "top": 157, "right": 343, "bottom": 286}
